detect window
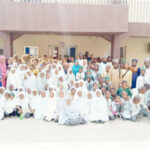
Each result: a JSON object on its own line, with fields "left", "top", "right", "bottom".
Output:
{"left": 24, "top": 46, "right": 38, "bottom": 56}
{"left": 0, "top": 49, "right": 3, "bottom": 55}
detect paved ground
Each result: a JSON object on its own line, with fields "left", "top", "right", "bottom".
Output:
{"left": 0, "top": 117, "right": 150, "bottom": 150}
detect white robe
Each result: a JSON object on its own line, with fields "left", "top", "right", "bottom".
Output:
{"left": 89, "top": 90, "right": 109, "bottom": 122}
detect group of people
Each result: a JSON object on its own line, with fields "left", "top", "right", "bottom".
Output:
{"left": 0, "top": 52, "right": 150, "bottom": 125}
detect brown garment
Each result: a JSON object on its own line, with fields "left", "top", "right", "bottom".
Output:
{"left": 109, "top": 67, "right": 120, "bottom": 90}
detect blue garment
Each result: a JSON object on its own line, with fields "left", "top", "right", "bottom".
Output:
{"left": 72, "top": 64, "right": 80, "bottom": 76}
{"left": 131, "top": 68, "right": 140, "bottom": 89}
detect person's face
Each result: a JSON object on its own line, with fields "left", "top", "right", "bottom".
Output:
{"left": 122, "top": 91, "right": 128, "bottom": 99}
{"left": 33, "top": 91, "right": 37, "bottom": 96}
{"left": 79, "top": 82, "right": 83, "bottom": 87}
{"left": 105, "top": 91, "right": 111, "bottom": 99}
{"left": 106, "top": 66, "right": 110, "bottom": 72}
{"left": 87, "top": 77, "right": 91, "bottom": 82}
{"left": 66, "top": 99, "right": 71, "bottom": 105}
{"left": 101, "top": 87, "right": 106, "bottom": 93}
{"left": 144, "top": 61, "right": 150, "bottom": 67}
{"left": 103, "top": 58, "right": 107, "bottom": 63}
{"left": 27, "top": 89, "right": 31, "bottom": 94}
{"left": 87, "top": 93, "right": 92, "bottom": 99}
{"left": 77, "top": 91, "right": 82, "bottom": 97}
{"left": 59, "top": 77, "right": 63, "bottom": 82}
{"left": 20, "top": 66, "right": 24, "bottom": 71}
{"left": 75, "top": 61, "right": 79, "bottom": 66}
{"left": 69, "top": 70, "right": 72, "bottom": 74}
{"left": 75, "top": 83, "right": 79, "bottom": 88}
{"left": 140, "top": 87, "right": 146, "bottom": 94}
{"left": 27, "top": 71, "right": 31, "bottom": 76}
{"left": 5, "top": 93, "right": 9, "bottom": 99}
{"left": 19, "top": 94, "right": 24, "bottom": 100}
{"left": 111, "top": 89, "right": 116, "bottom": 96}
{"left": 124, "top": 63, "right": 129, "bottom": 69}
{"left": 41, "top": 92, "right": 46, "bottom": 98}
{"left": 71, "top": 89, "right": 76, "bottom": 95}
{"left": 9, "top": 85, "right": 14, "bottom": 91}
{"left": 50, "top": 92, "right": 54, "bottom": 98}
{"left": 96, "top": 91, "right": 101, "bottom": 97}
{"left": 114, "top": 62, "right": 119, "bottom": 68}
{"left": 0, "top": 89, "right": 4, "bottom": 94}
{"left": 11, "top": 69, "right": 15, "bottom": 74}
{"left": 10, "top": 95, "right": 15, "bottom": 100}
{"left": 141, "top": 70, "right": 145, "bottom": 75}
{"left": 93, "top": 83, "right": 98, "bottom": 91}
{"left": 132, "top": 61, "right": 137, "bottom": 67}
{"left": 55, "top": 70, "right": 58, "bottom": 75}
{"left": 46, "top": 74, "right": 50, "bottom": 79}
{"left": 94, "top": 65, "right": 99, "bottom": 71}
{"left": 40, "top": 72, "right": 44, "bottom": 78}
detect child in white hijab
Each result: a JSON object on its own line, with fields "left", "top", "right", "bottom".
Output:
{"left": 89, "top": 89, "right": 109, "bottom": 123}
{"left": 43, "top": 90, "right": 57, "bottom": 122}
{"left": 4, "top": 92, "right": 16, "bottom": 117}
{"left": 7, "top": 68, "right": 21, "bottom": 90}
{"left": 58, "top": 98, "right": 86, "bottom": 126}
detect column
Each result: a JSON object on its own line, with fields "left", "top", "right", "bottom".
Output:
{"left": 111, "top": 34, "right": 121, "bottom": 59}
{"left": 1, "top": 32, "right": 13, "bottom": 58}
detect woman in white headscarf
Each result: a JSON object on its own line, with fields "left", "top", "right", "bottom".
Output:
{"left": 43, "top": 90, "right": 57, "bottom": 122}
{"left": 89, "top": 89, "right": 109, "bottom": 123}
{"left": 17, "top": 64, "right": 25, "bottom": 87}
{"left": 34, "top": 91, "right": 48, "bottom": 120}
{"left": 57, "top": 63, "right": 65, "bottom": 78}
{"left": 51, "top": 69, "right": 59, "bottom": 88}
{"left": 24, "top": 70, "right": 37, "bottom": 89}
{"left": 7, "top": 68, "right": 21, "bottom": 90}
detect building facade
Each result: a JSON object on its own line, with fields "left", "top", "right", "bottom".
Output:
{"left": 0, "top": 0, "right": 150, "bottom": 65}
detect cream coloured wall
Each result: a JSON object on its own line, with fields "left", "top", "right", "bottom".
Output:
{"left": 13, "top": 34, "right": 111, "bottom": 58}
{"left": 121, "top": 37, "right": 150, "bottom": 66}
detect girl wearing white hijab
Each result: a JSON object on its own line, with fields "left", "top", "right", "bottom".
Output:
{"left": 17, "top": 64, "right": 25, "bottom": 87}
{"left": 78, "top": 79, "right": 88, "bottom": 94}
{"left": 24, "top": 70, "right": 37, "bottom": 89}
{"left": 16, "top": 92, "right": 30, "bottom": 118}
{"left": 67, "top": 68, "right": 75, "bottom": 82}
{"left": 43, "top": 90, "right": 57, "bottom": 122}
{"left": 51, "top": 69, "right": 59, "bottom": 88}
{"left": 28, "top": 89, "right": 39, "bottom": 117}
{"left": 0, "top": 87, "right": 5, "bottom": 99}
{"left": 89, "top": 89, "right": 109, "bottom": 123}
{"left": 36, "top": 71, "right": 46, "bottom": 92}
{"left": 58, "top": 98, "right": 86, "bottom": 126}
{"left": 7, "top": 68, "right": 21, "bottom": 90}
{"left": 74, "top": 88, "right": 87, "bottom": 119}
{"left": 0, "top": 91, "right": 8, "bottom": 120}
{"left": 4, "top": 92, "right": 16, "bottom": 117}
{"left": 34, "top": 91, "right": 48, "bottom": 120}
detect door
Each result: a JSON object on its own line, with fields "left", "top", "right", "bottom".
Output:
{"left": 70, "top": 47, "right": 76, "bottom": 59}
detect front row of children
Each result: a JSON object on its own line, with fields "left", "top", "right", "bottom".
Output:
{"left": 0, "top": 83, "right": 150, "bottom": 125}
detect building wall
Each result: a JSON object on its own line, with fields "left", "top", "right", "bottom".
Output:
{"left": 13, "top": 34, "right": 111, "bottom": 58}
{"left": 0, "top": 37, "right": 3, "bottom": 49}
{"left": 121, "top": 37, "right": 150, "bottom": 66}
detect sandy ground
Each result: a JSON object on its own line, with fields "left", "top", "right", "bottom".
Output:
{"left": 0, "top": 117, "right": 150, "bottom": 150}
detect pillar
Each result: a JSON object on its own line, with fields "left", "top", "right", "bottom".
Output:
{"left": 0, "top": 32, "right": 13, "bottom": 58}
{"left": 111, "top": 34, "right": 121, "bottom": 59}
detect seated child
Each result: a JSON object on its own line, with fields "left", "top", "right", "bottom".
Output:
{"left": 117, "top": 80, "right": 132, "bottom": 98}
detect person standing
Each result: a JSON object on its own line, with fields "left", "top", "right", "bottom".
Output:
{"left": 0, "top": 56, "right": 7, "bottom": 87}
{"left": 130, "top": 59, "right": 140, "bottom": 89}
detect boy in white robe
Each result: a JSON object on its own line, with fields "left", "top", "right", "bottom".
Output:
{"left": 136, "top": 67, "right": 147, "bottom": 90}
{"left": 105, "top": 90, "right": 116, "bottom": 120}
{"left": 58, "top": 98, "right": 86, "bottom": 126}
{"left": 131, "top": 96, "right": 150, "bottom": 122}
{"left": 121, "top": 91, "right": 132, "bottom": 120}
